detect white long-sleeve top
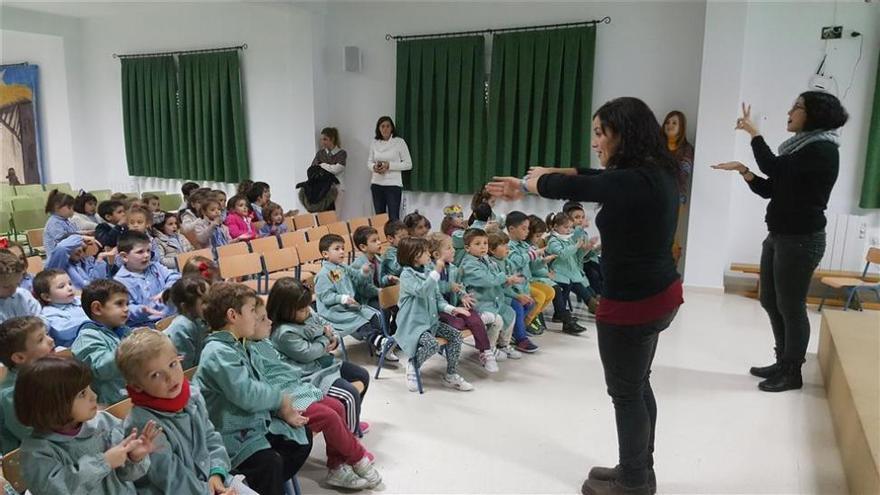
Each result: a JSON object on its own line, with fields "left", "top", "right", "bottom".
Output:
{"left": 367, "top": 137, "right": 413, "bottom": 187}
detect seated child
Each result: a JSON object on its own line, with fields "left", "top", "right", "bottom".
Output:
{"left": 425, "top": 232, "right": 498, "bottom": 372}
{"left": 164, "top": 276, "right": 210, "bottom": 369}
{"left": 72, "top": 279, "right": 134, "bottom": 404}
{"left": 546, "top": 212, "right": 600, "bottom": 319}
{"left": 34, "top": 269, "right": 90, "bottom": 347}
{"left": 15, "top": 355, "right": 158, "bottom": 494}
{"left": 182, "top": 255, "right": 223, "bottom": 283}
{"left": 506, "top": 211, "right": 555, "bottom": 335}
{"left": 564, "top": 201, "right": 604, "bottom": 297}
{"left": 191, "top": 197, "right": 231, "bottom": 249}
{"left": 247, "top": 182, "right": 271, "bottom": 222}
{"left": 71, "top": 192, "right": 102, "bottom": 232}
{"left": 468, "top": 201, "right": 495, "bottom": 232}
{"left": 195, "top": 282, "right": 312, "bottom": 495}
{"left": 0, "top": 316, "right": 55, "bottom": 453}
{"left": 126, "top": 205, "right": 162, "bottom": 262}
{"left": 94, "top": 199, "right": 129, "bottom": 249}
{"left": 489, "top": 232, "right": 539, "bottom": 354}
{"left": 396, "top": 237, "right": 474, "bottom": 392}
{"left": 114, "top": 231, "right": 181, "bottom": 326}
{"left": 315, "top": 234, "right": 392, "bottom": 361}
{"left": 267, "top": 277, "right": 372, "bottom": 434}
{"left": 45, "top": 233, "right": 113, "bottom": 290}
{"left": 250, "top": 296, "right": 382, "bottom": 490}
{"left": 350, "top": 226, "right": 384, "bottom": 304}
{"left": 141, "top": 193, "right": 165, "bottom": 225}
{"left": 117, "top": 329, "right": 254, "bottom": 495}
{"left": 179, "top": 186, "right": 208, "bottom": 230}
{"left": 154, "top": 213, "right": 194, "bottom": 270}
{"left": 4, "top": 240, "right": 33, "bottom": 291}
{"left": 224, "top": 194, "right": 257, "bottom": 242}
{"left": 458, "top": 228, "right": 522, "bottom": 360}
{"left": 380, "top": 220, "right": 408, "bottom": 286}
{"left": 181, "top": 181, "right": 201, "bottom": 210}
{"left": 43, "top": 189, "right": 80, "bottom": 256}
{"left": 258, "top": 202, "right": 289, "bottom": 237}
{"left": 469, "top": 185, "right": 505, "bottom": 228}
{"left": 402, "top": 210, "right": 431, "bottom": 238}
{"left": 0, "top": 249, "right": 41, "bottom": 320}
{"left": 441, "top": 204, "right": 467, "bottom": 236}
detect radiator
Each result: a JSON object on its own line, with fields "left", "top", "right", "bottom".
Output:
{"left": 822, "top": 213, "right": 873, "bottom": 272}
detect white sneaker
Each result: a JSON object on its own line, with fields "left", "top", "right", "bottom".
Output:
{"left": 442, "top": 373, "right": 475, "bottom": 391}
{"left": 384, "top": 348, "right": 400, "bottom": 362}
{"left": 479, "top": 350, "right": 499, "bottom": 372}
{"left": 326, "top": 464, "right": 369, "bottom": 490}
{"left": 493, "top": 348, "right": 508, "bottom": 361}
{"left": 405, "top": 360, "right": 419, "bottom": 392}
{"left": 501, "top": 346, "right": 522, "bottom": 359}
{"left": 352, "top": 457, "right": 382, "bottom": 488}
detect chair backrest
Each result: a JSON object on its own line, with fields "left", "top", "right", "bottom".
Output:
{"left": 866, "top": 247, "right": 880, "bottom": 266}
{"left": 105, "top": 398, "right": 133, "bottom": 419}
{"left": 316, "top": 210, "right": 338, "bottom": 226}
{"left": 283, "top": 216, "right": 296, "bottom": 232}
{"left": 378, "top": 284, "right": 400, "bottom": 310}
{"left": 14, "top": 184, "right": 44, "bottom": 196}
{"left": 175, "top": 248, "right": 214, "bottom": 271}
{"left": 297, "top": 240, "right": 324, "bottom": 264}
{"left": 217, "top": 242, "right": 250, "bottom": 258}
{"left": 219, "top": 252, "right": 263, "bottom": 279}
{"left": 371, "top": 213, "right": 390, "bottom": 232}
{"left": 26, "top": 255, "right": 43, "bottom": 275}
{"left": 348, "top": 217, "right": 370, "bottom": 232}
{"left": 305, "top": 226, "right": 330, "bottom": 243}
{"left": 250, "top": 236, "right": 280, "bottom": 255}
{"left": 292, "top": 213, "right": 317, "bottom": 230}
{"left": 11, "top": 196, "right": 41, "bottom": 211}
{"left": 45, "top": 183, "right": 74, "bottom": 194}
{"left": 159, "top": 193, "right": 183, "bottom": 212}
{"left": 89, "top": 189, "right": 112, "bottom": 202}
{"left": 184, "top": 366, "right": 198, "bottom": 380}
{"left": 25, "top": 228, "right": 43, "bottom": 249}
{"left": 12, "top": 209, "right": 48, "bottom": 232}
{"left": 326, "top": 222, "right": 352, "bottom": 252}
{"left": 280, "top": 230, "right": 308, "bottom": 250}
{"left": 263, "top": 247, "right": 300, "bottom": 273}
{"left": 1, "top": 448, "right": 26, "bottom": 493}
{"left": 155, "top": 315, "right": 176, "bottom": 331}
{"left": 0, "top": 212, "right": 11, "bottom": 234}
{"left": 55, "top": 348, "right": 73, "bottom": 358}
{"left": 141, "top": 190, "right": 167, "bottom": 198}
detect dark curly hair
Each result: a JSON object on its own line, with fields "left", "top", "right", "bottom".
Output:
{"left": 799, "top": 91, "right": 848, "bottom": 131}
{"left": 593, "top": 97, "right": 678, "bottom": 176}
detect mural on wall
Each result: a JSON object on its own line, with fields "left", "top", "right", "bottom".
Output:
{"left": 0, "top": 64, "right": 44, "bottom": 185}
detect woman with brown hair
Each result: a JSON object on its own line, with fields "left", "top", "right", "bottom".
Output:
{"left": 297, "top": 127, "right": 347, "bottom": 212}
{"left": 662, "top": 111, "right": 695, "bottom": 267}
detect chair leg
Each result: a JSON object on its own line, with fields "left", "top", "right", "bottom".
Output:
{"left": 818, "top": 296, "right": 826, "bottom": 312}
{"left": 338, "top": 336, "right": 348, "bottom": 362}
{"left": 293, "top": 475, "right": 302, "bottom": 495}
{"left": 844, "top": 288, "right": 857, "bottom": 311}
{"left": 414, "top": 359, "right": 424, "bottom": 394}
{"left": 374, "top": 338, "right": 394, "bottom": 379}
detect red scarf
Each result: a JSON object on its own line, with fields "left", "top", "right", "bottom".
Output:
{"left": 126, "top": 379, "right": 191, "bottom": 413}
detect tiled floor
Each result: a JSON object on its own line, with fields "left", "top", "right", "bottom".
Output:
{"left": 298, "top": 290, "right": 847, "bottom": 494}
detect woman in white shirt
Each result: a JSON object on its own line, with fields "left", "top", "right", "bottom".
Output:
{"left": 367, "top": 116, "right": 412, "bottom": 221}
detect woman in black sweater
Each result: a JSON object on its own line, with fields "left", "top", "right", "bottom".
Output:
{"left": 713, "top": 92, "right": 848, "bottom": 393}
{"left": 489, "top": 97, "right": 682, "bottom": 495}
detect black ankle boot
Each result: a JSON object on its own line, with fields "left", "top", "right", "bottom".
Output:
{"left": 750, "top": 347, "right": 782, "bottom": 378}
{"left": 562, "top": 313, "right": 587, "bottom": 334}
{"left": 588, "top": 465, "right": 656, "bottom": 492}
{"left": 758, "top": 360, "right": 803, "bottom": 392}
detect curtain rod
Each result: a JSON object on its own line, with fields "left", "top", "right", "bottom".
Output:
{"left": 385, "top": 17, "right": 610, "bottom": 41}
{"left": 113, "top": 44, "right": 247, "bottom": 60}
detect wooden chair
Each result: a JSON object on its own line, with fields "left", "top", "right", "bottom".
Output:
{"left": 264, "top": 247, "right": 304, "bottom": 281}
{"left": 217, "top": 242, "right": 250, "bottom": 258}
{"left": 283, "top": 216, "right": 296, "bottom": 232}
{"left": 105, "top": 398, "right": 133, "bottom": 419}
{"left": 371, "top": 213, "right": 389, "bottom": 233}
{"left": 305, "top": 226, "right": 330, "bottom": 243}
{"left": 249, "top": 236, "right": 281, "bottom": 255}
{"left": 296, "top": 240, "right": 325, "bottom": 275}
{"left": 348, "top": 217, "right": 371, "bottom": 232}
{"left": 25, "top": 228, "right": 43, "bottom": 254}
{"left": 26, "top": 255, "right": 43, "bottom": 275}
{"left": 316, "top": 210, "right": 338, "bottom": 226}
{"left": 175, "top": 248, "right": 214, "bottom": 271}
{"left": 280, "top": 230, "right": 308, "bottom": 251}
{"left": 1, "top": 448, "right": 26, "bottom": 493}
{"left": 326, "top": 222, "right": 353, "bottom": 257}
{"left": 155, "top": 315, "right": 176, "bottom": 331}
{"left": 292, "top": 213, "right": 317, "bottom": 230}
{"left": 819, "top": 247, "right": 880, "bottom": 312}
{"left": 55, "top": 348, "right": 73, "bottom": 358}
{"left": 219, "top": 253, "right": 266, "bottom": 293}
{"left": 184, "top": 366, "right": 198, "bottom": 380}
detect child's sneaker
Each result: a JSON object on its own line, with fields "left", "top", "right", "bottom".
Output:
{"left": 352, "top": 457, "right": 383, "bottom": 488}
{"left": 358, "top": 421, "right": 370, "bottom": 434}
{"left": 405, "top": 360, "right": 419, "bottom": 392}
{"left": 479, "top": 350, "right": 499, "bottom": 372}
{"left": 442, "top": 373, "right": 475, "bottom": 391}
{"left": 326, "top": 464, "right": 369, "bottom": 489}
{"left": 384, "top": 348, "right": 400, "bottom": 362}
{"left": 500, "top": 346, "right": 522, "bottom": 359}
{"left": 526, "top": 317, "right": 545, "bottom": 336}
{"left": 515, "top": 338, "right": 539, "bottom": 354}
{"left": 493, "top": 347, "right": 508, "bottom": 361}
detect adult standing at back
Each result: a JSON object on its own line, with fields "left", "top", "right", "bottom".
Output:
{"left": 712, "top": 92, "right": 847, "bottom": 393}
{"left": 298, "top": 127, "right": 347, "bottom": 213}
{"left": 367, "top": 116, "right": 412, "bottom": 221}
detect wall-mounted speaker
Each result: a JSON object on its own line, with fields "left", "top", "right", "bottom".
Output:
{"left": 344, "top": 46, "right": 362, "bottom": 73}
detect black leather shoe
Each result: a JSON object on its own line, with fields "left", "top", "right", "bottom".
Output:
{"left": 750, "top": 347, "right": 782, "bottom": 378}
{"left": 582, "top": 478, "right": 654, "bottom": 495}
{"left": 758, "top": 361, "right": 803, "bottom": 392}
{"left": 588, "top": 466, "right": 656, "bottom": 492}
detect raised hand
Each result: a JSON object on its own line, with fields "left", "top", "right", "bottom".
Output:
{"left": 486, "top": 177, "right": 525, "bottom": 201}
{"left": 128, "top": 421, "right": 162, "bottom": 462}
{"left": 735, "top": 102, "right": 759, "bottom": 137}
{"left": 386, "top": 275, "right": 400, "bottom": 285}
{"left": 104, "top": 433, "right": 140, "bottom": 468}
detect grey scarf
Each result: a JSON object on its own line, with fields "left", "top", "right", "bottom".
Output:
{"left": 777, "top": 129, "right": 840, "bottom": 156}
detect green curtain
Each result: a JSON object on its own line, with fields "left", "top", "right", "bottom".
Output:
{"left": 121, "top": 56, "right": 181, "bottom": 178}
{"left": 178, "top": 51, "right": 250, "bottom": 183}
{"left": 860, "top": 49, "right": 880, "bottom": 209}
{"left": 396, "top": 36, "right": 487, "bottom": 194}
{"left": 486, "top": 26, "right": 596, "bottom": 179}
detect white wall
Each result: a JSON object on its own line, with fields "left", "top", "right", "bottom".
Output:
{"left": 313, "top": 1, "right": 708, "bottom": 227}
{"left": 685, "top": 1, "right": 880, "bottom": 289}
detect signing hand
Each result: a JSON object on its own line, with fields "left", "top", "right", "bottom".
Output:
{"left": 516, "top": 294, "right": 534, "bottom": 306}
{"left": 451, "top": 282, "right": 463, "bottom": 293}
{"left": 506, "top": 275, "right": 524, "bottom": 286}
{"left": 451, "top": 307, "right": 471, "bottom": 317}
{"left": 341, "top": 296, "right": 359, "bottom": 307}
{"left": 735, "top": 102, "right": 759, "bottom": 137}
{"left": 128, "top": 421, "right": 161, "bottom": 462}
{"left": 208, "top": 474, "right": 232, "bottom": 494}
{"left": 461, "top": 293, "right": 476, "bottom": 309}
{"left": 712, "top": 161, "right": 748, "bottom": 173}
{"left": 104, "top": 433, "right": 141, "bottom": 468}
{"left": 326, "top": 335, "right": 339, "bottom": 352}
{"left": 386, "top": 275, "right": 399, "bottom": 285}
{"left": 486, "top": 177, "right": 525, "bottom": 201}
{"left": 144, "top": 306, "right": 164, "bottom": 317}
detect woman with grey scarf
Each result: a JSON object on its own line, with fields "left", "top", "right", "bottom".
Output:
{"left": 713, "top": 92, "right": 848, "bottom": 393}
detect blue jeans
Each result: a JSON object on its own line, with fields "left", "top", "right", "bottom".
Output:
{"left": 510, "top": 299, "right": 534, "bottom": 343}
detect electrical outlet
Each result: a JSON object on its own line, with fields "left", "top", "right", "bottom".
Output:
{"left": 821, "top": 25, "right": 843, "bottom": 39}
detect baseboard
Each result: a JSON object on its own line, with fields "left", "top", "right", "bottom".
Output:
{"left": 682, "top": 284, "right": 725, "bottom": 295}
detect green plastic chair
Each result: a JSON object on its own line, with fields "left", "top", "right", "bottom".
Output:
{"left": 141, "top": 190, "right": 167, "bottom": 198}
{"left": 14, "top": 184, "right": 45, "bottom": 196}
{"left": 89, "top": 189, "right": 112, "bottom": 202}
{"left": 11, "top": 196, "right": 43, "bottom": 211}
{"left": 159, "top": 193, "right": 182, "bottom": 211}
{"left": 12, "top": 209, "right": 48, "bottom": 233}
{"left": 0, "top": 211, "right": 11, "bottom": 235}
{"left": 118, "top": 192, "right": 139, "bottom": 199}
{"left": 44, "top": 183, "right": 74, "bottom": 194}
{"left": 1, "top": 183, "right": 15, "bottom": 199}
